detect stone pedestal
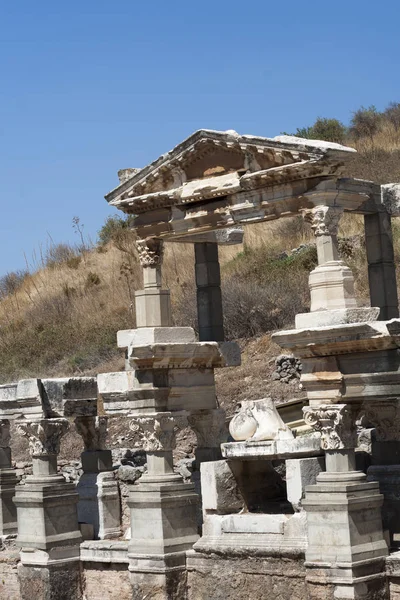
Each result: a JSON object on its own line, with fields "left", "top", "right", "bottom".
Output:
{"left": 128, "top": 412, "right": 198, "bottom": 600}
{"left": 0, "top": 420, "right": 19, "bottom": 537}
{"left": 302, "top": 405, "right": 388, "bottom": 600}
{"left": 75, "top": 416, "right": 121, "bottom": 540}
{"left": 14, "top": 418, "right": 82, "bottom": 600}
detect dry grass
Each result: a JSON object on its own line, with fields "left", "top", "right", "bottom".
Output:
{"left": 2, "top": 122, "right": 400, "bottom": 384}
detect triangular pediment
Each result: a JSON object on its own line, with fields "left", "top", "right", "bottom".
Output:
{"left": 106, "top": 129, "right": 356, "bottom": 213}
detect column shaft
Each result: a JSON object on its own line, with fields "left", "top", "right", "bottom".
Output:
{"left": 364, "top": 211, "right": 399, "bottom": 320}
{"left": 195, "top": 242, "right": 224, "bottom": 342}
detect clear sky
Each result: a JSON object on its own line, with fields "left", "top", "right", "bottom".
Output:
{"left": 1, "top": 0, "right": 399, "bottom": 274}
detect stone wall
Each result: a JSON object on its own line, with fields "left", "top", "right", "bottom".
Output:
{"left": 186, "top": 553, "right": 308, "bottom": 600}
{"left": 82, "top": 563, "right": 132, "bottom": 600}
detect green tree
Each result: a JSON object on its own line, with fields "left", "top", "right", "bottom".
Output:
{"left": 384, "top": 102, "right": 400, "bottom": 132}
{"left": 282, "top": 117, "right": 347, "bottom": 143}
{"left": 310, "top": 117, "right": 347, "bottom": 144}
{"left": 98, "top": 215, "right": 135, "bottom": 246}
{"left": 349, "top": 105, "right": 381, "bottom": 144}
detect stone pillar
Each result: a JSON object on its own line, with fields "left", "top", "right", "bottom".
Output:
{"left": 14, "top": 418, "right": 82, "bottom": 600}
{"left": 194, "top": 242, "right": 224, "bottom": 341}
{"left": 127, "top": 411, "right": 198, "bottom": 600}
{"left": 75, "top": 416, "right": 121, "bottom": 540}
{"left": 0, "top": 419, "right": 19, "bottom": 537}
{"left": 364, "top": 211, "right": 399, "bottom": 320}
{"left": 302, "top": 404, "right": 388, "bottom": 600}
{"left": 306, "top": 206, "right": 356, "bottom": 312}
{"left": 296, "top": 206, "right": 380, "bottom": 329}
{"left": 135, "top": 237, "right": 171, "bottom": 328}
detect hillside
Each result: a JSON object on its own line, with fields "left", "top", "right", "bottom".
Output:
{"left": 2, "top": 107, "right": 400, "bottom": 418}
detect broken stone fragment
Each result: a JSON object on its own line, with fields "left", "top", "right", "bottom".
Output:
{"left": 229, "top": 398, "right": 294, "bottom": 442}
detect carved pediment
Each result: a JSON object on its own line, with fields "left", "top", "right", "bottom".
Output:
{"left": 106, "top": 129, "right": 356, "bottom": 214}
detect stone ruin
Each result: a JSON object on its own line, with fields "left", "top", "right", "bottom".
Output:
{"left": 2, "top": 129, "right": 400, "bottom": 599}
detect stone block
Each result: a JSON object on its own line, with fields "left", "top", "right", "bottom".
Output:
{"left": 295, "top": 307, "right": 380, "bottom": 329}
{"left": 41, "top": 377, "right": 98, "bottom": 417}
{"left": 201, "top": 460, "right": 244, "bottom": 514}
{"left": 221, "top": 513, "right": 287, "bottom": 534}
{"left": 117, "top": 326, "right": 195, "bottom": 349}
{"left": 286, "top": 456, "right": 325, "bottom": 509}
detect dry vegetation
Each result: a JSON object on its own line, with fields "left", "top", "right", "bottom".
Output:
{"left": 2, "top": 109, "right": 400, "bottom": 389}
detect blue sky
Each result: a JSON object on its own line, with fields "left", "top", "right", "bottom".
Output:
{"left": 1, "top": 0, "right": 399, "bottom": 274}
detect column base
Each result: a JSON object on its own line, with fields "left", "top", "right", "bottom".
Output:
{"left": 14, "top": 477, "right": 82, "bottom": 550}
{"left": 128, "top": 476, "right": 199, "bottom": 556}
{"left": 303, "top": 471, "right": 388, "bottom": 599}
{"left": 77, "top": 470, "right": 121, "bottom": 540}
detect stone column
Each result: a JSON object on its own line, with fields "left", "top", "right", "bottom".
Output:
{"left": 297, "top": 206, "right": 380, "bottom": 329}
{"left": 194, "top": 242, "right": 224, "bottom": 342}
{"left": 135, "top": 237, "right": 171, "bottom": 328}
{"left": 302, "top": 404, "right": 388, "bottom": 600}
{"left": 364, "top": 211, "right": 399, "bottom": 320}
{"left": 127, "top": 411, "right": 198, "bottom": 599}
{"left": 306, "top": 206, "right": 356, "bottom": 312}
{"left": 0, "top": 419, "right": 19, "bottom": 537}
{"left": 14, "top": 418, "right": 82, "bottom": 600}
{"left": 75, "top": 416, "right": 121, "bottom": 540}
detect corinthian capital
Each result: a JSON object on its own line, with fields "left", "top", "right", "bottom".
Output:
{"left": 0, "top": 420, "right": 11, "bottom": 448}
{"left": 130, "top": 412, "right": 188, "bottom": 452}
{"left": 303, "top": 404, "right": 357, "bottom": 450}
{"left": 136, "top": 238, "right": 164, "bottom": 267}
{"left": 75, "top": 416, "right": 108, "bottom": 451}
{"left": 188, "top": 409, "right": 227, "bottom": 448}
{"left": 16, "top": 418, "right": 69, "bottom": 456}
{"left": 303, "top": 206, "right": 343, "bottom": 237}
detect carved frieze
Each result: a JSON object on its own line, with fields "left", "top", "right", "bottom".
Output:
{"left": 363, "top": 402, "right": 400, "bottom": 442}
{"left": 75, "top": 416, "right": 108, "bottom": 451}
{"left": 303, "top": 404, "right": 357, "bottom": 450}
{"left": 16, "top": 418, "right": 69, "bottom": 456}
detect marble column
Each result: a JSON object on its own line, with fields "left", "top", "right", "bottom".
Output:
{"left": 0, "top": 419, "right": 19, "bottom": 536}
{"left": 127, "top": 411, "right": 198, "bottom": 600}
{"left": 75, "top": 415, "right": 121, "bottom": 540}
{"left": 14, "top": 418, "right": 82, "bottom": 600}
{"left": 135, "top": 237, "right": 171, "bottom": 328}
{"left": 302, "top": 404, "right": 388, "bottom": 600}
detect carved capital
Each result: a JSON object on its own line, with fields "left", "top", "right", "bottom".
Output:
{"left": 75, "top": 416, "right": 108, "bottom": 451}
{"left": 136, "top": 238, "right": 164, "bottom": 268}
{"left": 363, "top": 402, "right": 400, "bottom": 442}
{"left": 0, "top": 420, "right": 11, "bottom": 448}
{"left": 130, "top": 412, "right": 188, "bottom": 452}
{"left": 303, "top": 206, "right": 343, "bottom": 237}
{"left": 16, "top": 418, "right": 69, "bottom": 456}
{"left": 303, "top": 404, "right": 357, "bottom": 450}
{"left": 188, "top": 409, "right": 227, "bottom": 448}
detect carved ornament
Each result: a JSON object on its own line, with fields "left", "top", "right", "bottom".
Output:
{"left": 303, "top": 404, "right": 357, "bottom": 450}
